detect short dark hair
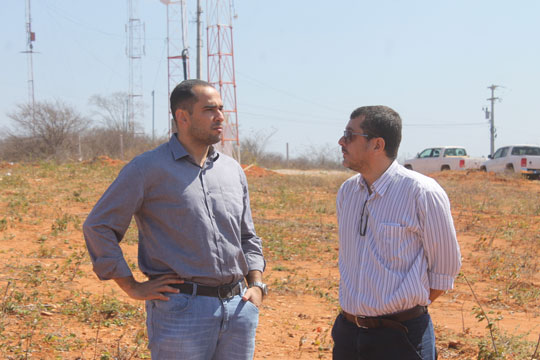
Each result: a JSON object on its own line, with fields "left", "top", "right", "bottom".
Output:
{"left": 350, "top": 106, "right": 402, "bottom": 159}
{"left": 170, "top": 79, "right": 214, "bottom": 121}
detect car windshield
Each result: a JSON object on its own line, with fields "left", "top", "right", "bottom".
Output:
{"left": 511, "top": 146, "right": 540, "bottom": 156}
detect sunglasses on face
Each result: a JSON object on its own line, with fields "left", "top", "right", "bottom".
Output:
{"left": 343, "top": 130, "right": 369, "bottom": 143}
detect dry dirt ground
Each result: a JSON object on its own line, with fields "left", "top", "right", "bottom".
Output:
{"left": 0, "top": 159, "right": 538, "bottom": 359}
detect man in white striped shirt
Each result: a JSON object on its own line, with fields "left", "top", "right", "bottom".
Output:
{"left": 331, "top": 106, "right": 461, "bottom": 360}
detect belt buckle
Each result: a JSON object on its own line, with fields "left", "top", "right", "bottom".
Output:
{"left": 354, "top": 315, "right": 369, "bottom": 329}
{"left": 218, "top": 284, "right": 233, "bottom": 299}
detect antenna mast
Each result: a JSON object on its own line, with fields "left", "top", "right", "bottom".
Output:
{"left": 23, "top": 0, "right": 36, "bottom": 119}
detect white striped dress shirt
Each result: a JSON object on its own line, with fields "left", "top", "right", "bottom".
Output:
{"left": 337, "top": 161, "right": 461, "bottom": 316}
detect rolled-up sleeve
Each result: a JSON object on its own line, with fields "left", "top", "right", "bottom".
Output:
{"left": 238, "top": 169, "right": 265, "bottom": 273}
{"left": 420, "top": 186, "right": 462, "bottom": 291}
{"left": 83, "top": 162, "right": 144, "bottom": 280}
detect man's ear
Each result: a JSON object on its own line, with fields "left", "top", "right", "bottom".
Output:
{"left": 373, "top": 137, "right": 386, "bottom": 153}
{"left": 175, "top": 108, "right": 187, "bottom": 123}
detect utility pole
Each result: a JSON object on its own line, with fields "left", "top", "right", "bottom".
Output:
{"left": 484, "top": 85, "right": 500, "bottom": 157}
{"left": 286, "top": 143, "right": 289, "bottom": 168}
{"left": 78, "top": 134, "right": 82, "bottom": 161}
{"left": 151, "top": 90, "right": 155, "bottom": 143}
{"left": 196, "top": 0, "right": 203, "bottom": 79}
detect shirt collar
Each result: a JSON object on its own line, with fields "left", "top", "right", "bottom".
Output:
{"left": 169, "top": 134, "right": 189, "bottom": 160}
{"left": 169, "top": 134, "right": 220, "bottom": 163}
{"left": 207, "top": 145, "right": 219, "bottom": 161}
{"left": 355, "top": 160, "right": 399, "bottom": 197}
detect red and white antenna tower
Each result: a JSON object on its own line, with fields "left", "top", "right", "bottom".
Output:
{"left": 22, "top": 0, "right": 36, "bottom": 118}
{"left": 160, "top": 0, "right": 190, "bottom": 136}
{"left": 206, "top": 0, "right": 239, "bottom": 159}
{"left": 126, "top": 0, "right": 145, "bottom": 134}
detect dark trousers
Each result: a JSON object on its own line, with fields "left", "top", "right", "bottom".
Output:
{"left": 331, "top": 312, "right": 437, "bottom": 360}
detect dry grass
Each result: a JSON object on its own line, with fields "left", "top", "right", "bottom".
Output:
{"left": 0, "top": 161, "right": 538, "bottom": 359}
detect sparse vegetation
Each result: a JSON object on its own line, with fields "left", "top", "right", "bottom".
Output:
{"left": 0, "top": 100, "right": 167, "bottom": 163}
{"left": 0, "top": 162, "right": 538, "bottom": 359}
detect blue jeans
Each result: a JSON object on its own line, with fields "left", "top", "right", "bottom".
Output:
{"left": 145, "top": 285, "right": 259, "bottom": 360}
{"left": 331, "top": 312, "right": 437, "bottom": 360}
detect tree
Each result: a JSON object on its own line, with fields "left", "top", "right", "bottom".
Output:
{"left": 89, "top": 92, "right": 143, "bottom": 135}
{"left": 87, "top": 92, "right": 148, "bottom": 158}
{"left": 6, "top": 101, "right": 88, "bottom": 160}
{"left": 88, "top": 92, "right": 130, "bottom": 133}
{"left": 299, "top": 143, "right": 342, "bottom": 169}
{"left": 240, "top": 128, "right": 277, "bottom": 165}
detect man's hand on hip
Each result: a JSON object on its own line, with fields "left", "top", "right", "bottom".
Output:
{"left": 114, "top": 274, "right": 184, "bottom": 301}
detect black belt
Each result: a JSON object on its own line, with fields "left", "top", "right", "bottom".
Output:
{"left": 342, "top": 305, "right": 428, "bottom": 333}
{"left": 170, "top": 282, "right": 243, "bottom": 299}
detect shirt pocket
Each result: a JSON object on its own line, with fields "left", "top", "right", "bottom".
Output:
{"left": 373, "top": 223, "right": 413, "bottom": 265}
{"left": 219, "top": 182, "right": 244, "bottom": 219}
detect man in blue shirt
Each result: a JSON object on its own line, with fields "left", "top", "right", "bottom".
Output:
{"left": 84, "top": 79, "right": 267, "bottom": 359}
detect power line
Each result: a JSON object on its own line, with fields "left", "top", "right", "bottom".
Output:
{"left": 239, "top": 109, "right": 488, "bottom": 128}
{"left": 241, "top": 103, "right": 339, "bottom": 121}
{"left": 404, "top": 122, "right": 487, "bottom": 127}
{"left": 239, "top": 111, "right": 336, "bottom": 126}
{"left": 43, "top": 0, "right": 123, "bottom": 39}
{"left": 237, "top": 71, "right": 343, "bottom": 113}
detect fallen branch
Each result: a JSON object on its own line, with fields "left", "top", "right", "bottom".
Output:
{"left": 1, "top": 281, "right": 11, "bottom": 315}
{"left": 93, "top": 287, "right": 106, "bottom": 360}
{"left": 531, "top": 333, "right": 540, "bottom": 360}
{"left": 462, "top": 273, "right": 498, "bottom": 355}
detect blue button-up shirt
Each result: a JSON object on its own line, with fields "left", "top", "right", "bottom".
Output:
{"left": 83, "top": 135, "right": 265, "bottom": 286}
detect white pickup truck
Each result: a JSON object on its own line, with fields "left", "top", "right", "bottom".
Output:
{"left": 480, "top": 144, "right": 540, "bottom": 179}
{"left": 403, "top": 146, "right": 484, "bottom": 174}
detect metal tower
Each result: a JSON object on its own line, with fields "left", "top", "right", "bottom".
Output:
{"left": 22, "top": 0, "right": 36, "bottom": 118}
{"left": 206, "top": 0, "right": 239, "bottom": 159}
{"left": 160, "top": 0, "right": 190, "bottom": 136}
{"left": 126, "top": 0, "right": 145, "bottom": 133}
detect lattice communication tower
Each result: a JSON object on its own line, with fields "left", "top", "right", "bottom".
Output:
{"left": 160, "top": 0, "right": 190, "bottom": 136}
{"left": 206, "top": 0, "right": 239, "bottom": 159}
{"left": 126, "top": 0, "right": 145, "bottom": 133}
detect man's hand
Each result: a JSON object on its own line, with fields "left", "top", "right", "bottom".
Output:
{"left": 242, "top": 286, "right": 263, "bottom": 308}
{"left": 242, "top": 270, "right": 264, "bottom": 308}
{"left": 114, "top": 274, "right": 184, "bottom": 301}
{"left": 429, "top": 289, "right": 445, "bottom": 303}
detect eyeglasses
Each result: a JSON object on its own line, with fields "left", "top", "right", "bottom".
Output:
{"left": 359, "top": 198, "right": 369, "bottom": 236}
{"left": 343, "top": 130, "right": 369, "bottom": 143}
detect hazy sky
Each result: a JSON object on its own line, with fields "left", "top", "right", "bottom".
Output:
{"left": 2, "top": 0, "right": 539, "bottom": 161}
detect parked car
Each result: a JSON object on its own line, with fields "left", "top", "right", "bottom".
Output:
{"left": 480, "top": 144, "right": 540, "bottom": 179}
{"left": 403, "top": 146, "right": 484, "bottom": 174}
